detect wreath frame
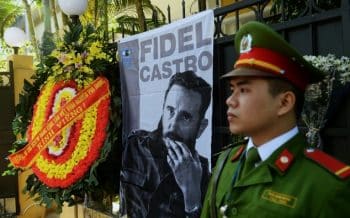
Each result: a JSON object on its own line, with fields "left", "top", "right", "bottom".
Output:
{"left": 2, "top": 23, "right": 121, "bottom": 213}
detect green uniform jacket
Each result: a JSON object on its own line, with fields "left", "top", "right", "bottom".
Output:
{"left": 201, "top": 134, "right": 350, "bottom": 218}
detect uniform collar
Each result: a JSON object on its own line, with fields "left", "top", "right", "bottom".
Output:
{"left": 267, "top": 133, "right": 307, "bottom": 174}
{"left": 232, "top": 133, "right": 307, "bottom": 190}
{"left": 247, "top": 126, "right": 299, "bottom": 162}
{"left": 235, "top": 133, "right": 307, "bottom": 188}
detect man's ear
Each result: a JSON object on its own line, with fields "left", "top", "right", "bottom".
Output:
{"left": 277, "top": 91, "right": 296, "bottom": 116}
{"left": 196, "top": 118, "right": 208, "bottom": 138}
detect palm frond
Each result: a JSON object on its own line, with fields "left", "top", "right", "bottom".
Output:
{"left": 0, "top": 4, "right": 24, "bottom": 37}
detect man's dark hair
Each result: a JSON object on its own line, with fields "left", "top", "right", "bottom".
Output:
{"left": 164, "top": 71, "right": 212, "bottom": 120}
{"left": 266, "top": 77, "right": 304, "bottom": 119}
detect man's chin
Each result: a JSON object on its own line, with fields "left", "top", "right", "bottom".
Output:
{"left": 229, "top": 126, "right": 244, "bottom": 135}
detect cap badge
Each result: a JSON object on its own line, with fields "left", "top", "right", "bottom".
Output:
{"left": 240, "top": 34, "right": 252, "bottom": 53}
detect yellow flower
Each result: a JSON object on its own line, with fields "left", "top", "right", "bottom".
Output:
{"left": 89, "top": 42, "right": 102, "bottom": 57}
{"left": 56, "top": 41, "right": 64, "bottom": 48}
{"left": 44, "top": 29, "right": 111, "bottom": 87}
{"left": 52, "top": 65, "right": 61, "bottom": 75}
{"left": 80, "top": 66, "right": 94, "bottom": 75}
{"left": 62, "top": 52, "right": 76, "bottom": 66}
{"left": 51, "top": 50, "right": 61, "bottom": 59}
{"left": 31, "top": 81, "right": 55, "bottom": 137}
{"left": 74, "top": 53, "right": 83, "bottom": 69}
{"left": 35, "top": 105, "right": 98, "bottom": 179}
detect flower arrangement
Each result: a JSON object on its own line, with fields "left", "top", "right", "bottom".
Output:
{"left": 302, "top": 54, "right": 350, "bottom": 146}
{"left": 3, "top": 23, "right": 121, "bottom": 212}
{"left": 49, "top": 42, "right": 108, "bottom": 87}
{"left": 46, "top": 25, "right": 110, "bottom": 86}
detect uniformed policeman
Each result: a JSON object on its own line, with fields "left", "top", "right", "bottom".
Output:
{"left": 201, "top": 21, "right": 350, "bottom": 218}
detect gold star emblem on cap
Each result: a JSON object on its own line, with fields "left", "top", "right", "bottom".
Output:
{"left": 240, "top": 34, "right": 252, "bottom": 53}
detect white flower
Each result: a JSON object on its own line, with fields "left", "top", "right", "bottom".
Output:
{"left": 304, "top": 54, "right": 350, "bottom": 84}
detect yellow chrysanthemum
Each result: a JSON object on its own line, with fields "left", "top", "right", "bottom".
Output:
{"left": 31, "top": 81, "right": 55, "bottom": 137}
{"left": 36, "top": 105, "right": 98, "bottom": 179}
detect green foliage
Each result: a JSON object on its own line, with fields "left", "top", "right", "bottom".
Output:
{"left": 64, "top": 23, "right": 84, "bottom": 46}
{"left": 0, "top": 0, "right": 23, "bottom": 37}
{"left": 40, "top": 31, "right": 56, "bottom": 57}
{"left": 115, "top": 15, "right": 165, "bottom": 35}
{"left": 112, "top": 3, "right": 166, "bottom": 35}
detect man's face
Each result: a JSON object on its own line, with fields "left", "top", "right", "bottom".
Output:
{"left": 226, "top": 77, "right": 281, "bottom": 141}
{"left": 162, "top": 84, "right": 203, "bottom": 148}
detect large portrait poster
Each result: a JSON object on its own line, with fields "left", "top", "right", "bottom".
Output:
{"left": 119, "top": 10, "right": 214, "bottom": 217}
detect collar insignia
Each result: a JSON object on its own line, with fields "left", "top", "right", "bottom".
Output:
{"left": 275, "top": 149, "right": 294, "bottom": 172}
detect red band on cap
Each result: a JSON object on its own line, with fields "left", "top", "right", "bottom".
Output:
{"left": 234, "top": 47, "right": 309, "bottom": 90}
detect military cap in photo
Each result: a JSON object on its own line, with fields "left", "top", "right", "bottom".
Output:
{"left": 222, "top": 21, "right": 324, "bottom": 90}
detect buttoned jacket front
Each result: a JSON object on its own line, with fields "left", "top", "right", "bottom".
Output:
{"left": 201, "top": 134, "right": 350, "bottom": 218}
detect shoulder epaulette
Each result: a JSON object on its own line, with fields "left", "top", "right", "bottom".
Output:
{"left": 230, "top": 145, "right": 245, "bottom": 162}
{"left": 213, "top": 138, "right": 248, "bottom": 158}
{"left": 221, "top": 138, "right": 248, "bottom": 151}
{"left": 305, "top": 148, "right": 350, "bottom": 179}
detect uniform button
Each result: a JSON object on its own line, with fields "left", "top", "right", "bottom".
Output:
{"left": 231, "top": 207, "right": 238, "bottom": 215}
